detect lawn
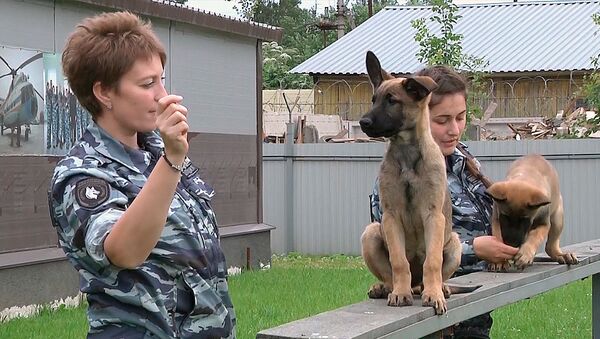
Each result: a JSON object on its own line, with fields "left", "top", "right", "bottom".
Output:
{"left": 0, "top": 254, "right": 592, "bottom": 339}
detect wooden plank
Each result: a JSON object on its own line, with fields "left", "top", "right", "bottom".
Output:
{"left": 257, "top": 239, "right": 600, "bottom": 339}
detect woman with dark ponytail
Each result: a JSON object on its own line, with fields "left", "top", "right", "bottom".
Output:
{"left": 369, "top": 65, "right": 516, "bottom": 339}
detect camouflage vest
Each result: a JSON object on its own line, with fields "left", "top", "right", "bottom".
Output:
{"left": 369, "top": 143, "right": 493, "bottom": 274}
{"left": 49, "top": 122, "right": 235, "bottom": 338}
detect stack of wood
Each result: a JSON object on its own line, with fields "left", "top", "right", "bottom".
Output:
{"left": 478, "top": 107, "right": 599, "bottom": 140}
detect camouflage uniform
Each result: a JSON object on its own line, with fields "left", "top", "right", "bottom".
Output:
{"left": 369, "top": 142, "right": 493, "bottom": 339}
{"left": 49, "top": 122, "right": 236, "bottom": 338}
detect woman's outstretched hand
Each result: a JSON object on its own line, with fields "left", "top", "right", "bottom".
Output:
{"left": 473, "top": 235, "right": 519, "bottom": 263}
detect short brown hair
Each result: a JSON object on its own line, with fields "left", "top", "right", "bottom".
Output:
{"left": 414, "top": 65, "right": 467, "bottom": 107}
{"left": 62, "top": 11, "right": 166, "bottom": 117}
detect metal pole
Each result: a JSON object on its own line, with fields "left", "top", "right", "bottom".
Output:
{"left": 284, "top": 122, "right": 295, "bottom": 253}
{"left": 594, "top": 273, "right": 599, "bottom": 339}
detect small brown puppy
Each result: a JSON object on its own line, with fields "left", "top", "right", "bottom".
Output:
{"left": 359, "top": 51, "right": 465, "bottom": 315}
{"left": 486, "top": 154, "right": 578, "bottom": 270}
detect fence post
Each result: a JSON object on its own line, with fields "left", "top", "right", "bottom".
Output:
{"left": 594, "top": 273, "right": 599, "bottom": 339}
{"left": 284, "top": 122, "right": 295, "bottom": 253}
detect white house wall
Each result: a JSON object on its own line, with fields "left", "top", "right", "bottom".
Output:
{"left": 53, "top": 3, "right": 173, "bottom": 92}
{"left": 0, "top": 0, "right": 54, "bottom": 52}
{"left": 40, "top": 2, "right": 258, "bottom": 136}
{"left": 170, "top": 22, "right": 257, "bottom": 135}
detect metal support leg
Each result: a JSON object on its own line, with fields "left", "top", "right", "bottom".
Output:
{"left": 594, "top": 273, "right": 599, "bottom": 339}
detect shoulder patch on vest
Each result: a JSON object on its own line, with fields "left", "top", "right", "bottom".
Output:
{"left": 75, "top": 178, "right": 109, "bottom": 209}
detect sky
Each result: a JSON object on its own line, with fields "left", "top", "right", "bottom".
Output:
{"left": 185, "top": 0, "right": 513, "bottom": 18}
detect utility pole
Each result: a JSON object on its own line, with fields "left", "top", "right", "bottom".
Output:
{"left": 336, "top": 0, "right": 346, "bottom": 39}
{"left": 315, "top": 0, "right": 352, "bottom": 47}
{"left": 368, "top": 0, "right": 373, "bottom": 17}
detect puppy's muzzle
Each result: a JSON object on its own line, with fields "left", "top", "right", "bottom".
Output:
{"left": 360, "top": 115, "right": 401, "bottom": 138}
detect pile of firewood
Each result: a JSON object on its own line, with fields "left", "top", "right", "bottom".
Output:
{"left": 478, "top": 107, "right": 599, "bottom": 140}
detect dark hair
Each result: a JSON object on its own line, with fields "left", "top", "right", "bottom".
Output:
{"left": 456, "top": 144, "right": 493, "bottom": 188}
{"left": 416, "top": 65, "right": 492, "bottom": 188}
{"left": 414, "top": 65, "right": 467, "bottom": 107}
{"left": 62, "top": 11, "right": 166, "bottom": 118}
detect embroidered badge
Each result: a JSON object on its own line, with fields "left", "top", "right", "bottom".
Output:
{"left": 75, "top": 178, "right": 109, "bottom": 209}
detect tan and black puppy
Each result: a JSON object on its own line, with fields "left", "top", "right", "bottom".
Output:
{"left": 360, "top": 51, "right": 467, "bottom": 315}
{"left": 486, "top": 154, "right": 578, "bottom": 270}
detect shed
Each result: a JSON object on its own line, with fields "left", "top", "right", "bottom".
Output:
{"left": 291, "top": 1, "right": 600, "bottom": 120}
{"left": 0, "top": 0, "right": 281, "bottom": 310}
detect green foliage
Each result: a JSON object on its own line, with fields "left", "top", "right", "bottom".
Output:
{"left": 583, "top": 12, "right": 600, "bottom": 111}
{"left": 411, "top": 0, "right": 486, "bottom": 71}
{"left": 411, "top": 0, "right": 489, "bottom": 126}
{"left": 227, "top": 0, "right": 321, "bottom": 89}
{"left": 571, "top": 12, "right": 600, "bottom": 137}
{"left": 582, "top": 72, "right": 600, "bottom": 112}
{"left": 412, "top": 0, "right": 464, "bottom": 68}
{"left": 262, "top": 41, "right": 312, "bottom": 89}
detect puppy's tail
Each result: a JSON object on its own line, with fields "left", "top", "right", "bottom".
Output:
{"left": 447, "top": 284, "right": 482, "bottom": 294}
{"left": 411, "top": 284, "right": 482, "bottom": 295}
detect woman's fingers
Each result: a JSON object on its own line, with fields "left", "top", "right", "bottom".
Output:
{"left": 163, "top": 110, "right": 187, "bottom": 128}
{"left": 157, "top": 94, "right": 189, "bottom": 161}
{"left": 157, "top": 104, "right": 187, "bottom": 125}
{"left": 158, "top": 95, "right": 183, "bottom": 115}
{"left": 163, "top": 120, "right": 189, "bottom": 139}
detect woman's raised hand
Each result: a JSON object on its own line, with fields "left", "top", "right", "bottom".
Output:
{"left": 157, "top": 94, "right": 189, "bottom": 165}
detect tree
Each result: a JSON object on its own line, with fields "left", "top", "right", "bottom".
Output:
{"left": 410, "top": 0, "right": 489, "bottom": 127}
{"left": 572, "top": 12, "right": 600, "bottom": 137}
{"left": 412, "top": 0, "right": 463, "bottom": 68}
{"left": 262, "top": 41, "right": 312, "bottom": 89}
{"left": 227, "top": 0, "right": 322, "bottom": 88}
{"left": 229, "top": 0, "right": 323, "bottom": 59}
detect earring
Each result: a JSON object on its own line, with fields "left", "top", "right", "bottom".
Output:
{"left": 106, "top": 103, "right": 112, "bottom": 110}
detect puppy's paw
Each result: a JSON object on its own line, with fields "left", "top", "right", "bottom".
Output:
{"left": 367, "top": 283, "right": 391, "bottom": 299}
{"left": 442, "top": 284, "right": 452, "bottom": 299}
{"left": 422, "top": 288, "right": 447, "bottom": 315}
{"left": 387, "top": 289, "right": 413, "bottom": 307}
{"left": 514, "top": 248, "right": 535, "bottom": 269}
{"left": 487, "top": 261, "right": 510, "bottom": 272}
{"left": 554, "top": 252, "right": 579, "bottom": 265}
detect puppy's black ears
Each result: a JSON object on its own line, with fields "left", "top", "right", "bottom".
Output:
{"left": 366, "top": 51, "right": 394, "bottom": 90}
{"left": 486, "top": 183, "right": 507, "bottom": 202}
{"left": 404, "top": 76, "right": 438, "bottom": 102}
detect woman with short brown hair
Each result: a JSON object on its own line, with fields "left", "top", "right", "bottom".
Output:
{"left": 49, "top": 11, "right": 235, "bottom": 338}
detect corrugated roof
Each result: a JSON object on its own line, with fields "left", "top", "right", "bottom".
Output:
{"left": 291, "top": 1, "right": 600, "bottom": 75}
{"left": 73, "top": 0, "right": 283, "bottom": 42}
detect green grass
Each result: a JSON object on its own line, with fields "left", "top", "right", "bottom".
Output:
{"left": 0, "top": 304, "right": 88, "bottom": 338}
{"left": 229, "top": 254, "right": 373, "bottom": 338}
{"left": 490, "top": 278, "right": 592, "bottom": 339}
{"left": 0, "top": 254, "right": 592, "bottom": 339}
